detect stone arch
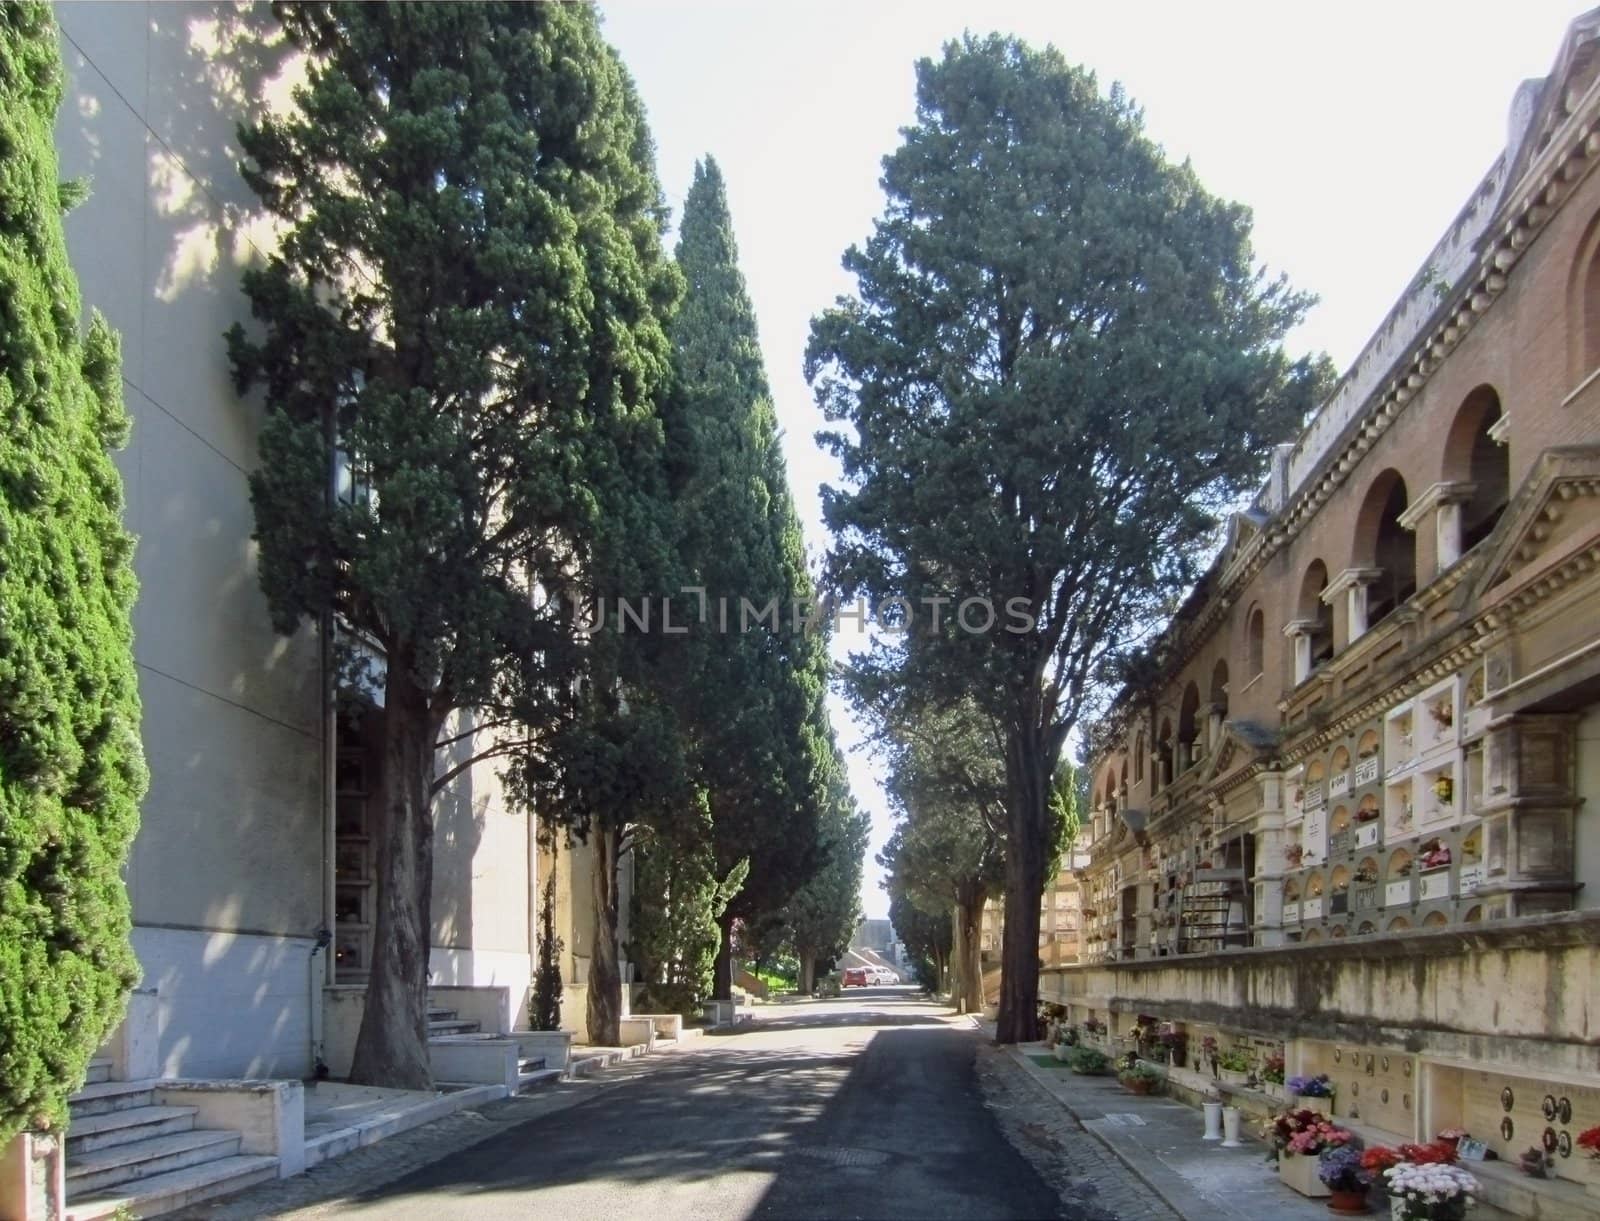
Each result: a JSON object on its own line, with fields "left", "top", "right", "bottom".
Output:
{"left": 1298, "top": 560, "right": 1333, "bottom": 668}
{"left": 1245, "top": 604, "right": 1265, "bottom": 678}
{"left": 1441, "top": 385, "right": 1510, "bottom": 554}
{"left": 1567, "top": 206, "right": 1600, "bottom": 383}
{"left": 1352, "top": 470, "right": 1415, "bottom": 626}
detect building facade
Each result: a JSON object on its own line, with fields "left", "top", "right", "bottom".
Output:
{"left": 981, "top": 851, "right": 1086, "bottom": 969}
{"left": 1059, "top": 12, "right": 1600, "bottom": 1216}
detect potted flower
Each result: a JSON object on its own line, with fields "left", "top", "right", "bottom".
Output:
{"left": 1216, "top": 1048, "right": 1252, "bottom": 1086}
{"left": 1287, "top": 1073, "right": 1336, "bottom": 1115}
{"left": 1268, "top": 1109, "right": 1355, "bottom": 1197}
{"left": 1067, "top": 1047, "right": 1111, "bottom": 1076}
{"left": 1381, "top": 1162, "right": 1479, "bottom": 1220}
{"left": 1157, "top": 1023, "right": 1188, "bottom": 1068}
{"left": 1432, "top": 776, "right": 1454, "bottom": 804}
{"left": 1362, "top": 1146, "right": 1402, "bottom": 1178}
{"left": 1118, "top": 1062, "right": 1164, "bottom": 1096}
{"left": 1261, "top": 1052, "right": 1286, "bottom": 1100}
{"left": 1319, "top": 1145, "right": 1374, "bottom": 1214}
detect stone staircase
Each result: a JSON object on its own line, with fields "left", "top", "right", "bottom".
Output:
{"left": 427, "top": 1005, "right": 558, "bottom": 1092}
{"left": 63, "top": 1060, "right": 277, "bottom": 1220}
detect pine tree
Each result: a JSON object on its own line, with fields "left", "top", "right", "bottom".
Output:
{"left": 0, "top": 1, "right": 146, "bottom": 1142}
{"left": 780, "top": 746, "right": 869, "bottom": 994}
{"left": 809, "top": 35, "right": 1330, "bottom": 1041}
{"left": 228, "top": 3, "right": 679, "bottom": 1085}
{"left": 663, "top": 158, "right": 834, "bottom": 998}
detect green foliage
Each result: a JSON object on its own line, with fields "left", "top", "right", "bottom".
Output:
{"left": 660, "top": 158, "right": 836, "bottom": 947}
{"left": 0, "top": 1, "right": 146, "bottom": 1142}
{"left": 808, "top": 34, "right": 1329, "bottom": 1038}
{"left": 1068, "top": 1048, "right": 1112, "bottom": 1076}
{"left": 777, "top": 746, "right": 869, "bottom": 968}
{"left": 1119, "top": 1063, "right": 1164, "bottom": 1087}
{"left": 228, "top": 2, "right": 681, "bottom": 1080}
{"left": 531, "top": 851, "right": 562, "bottom": 1032}
{"left": 627, "top": 799, "right": 748, "bottom": 1009}
{"left": 886, "top": 874, "right": 950, "bottom": 991}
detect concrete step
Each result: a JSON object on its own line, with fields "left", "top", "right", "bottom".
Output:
{"left": 427, "top": 1007, "right": 456, "bottom": 1021}
{"left": 84, "top": 1059, "right": 113, "bottom": 1086}
{"left": 68, "top": 1080, "right": 159, "bottom": 1118}
{"left": 64, "top": 1154, "right": 279, "bottom": 1220}
{"left": 427, "top": 1019, "right": 479, "bottom": 1035}
{"left": 517, "top": 1056, "right": 547, "bottom": 1073}
{"left": 652, "top": 1037, "right": 679, "bottom": 1052}
{"left": 516, "top": 1068, "right": 562, "bottom": 1093}
{"left": 67, "top": 1129, "right": 241, "bottom": 1198}
{"left": 67, "top": 1106, "right": 199, "bottom": 1157}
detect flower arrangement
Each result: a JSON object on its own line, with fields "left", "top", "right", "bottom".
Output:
{"left": 1266, "top": 1110, "right": 1354, "bottom": 1158}
{"left": 1285, "top": 843, "right": 1305, "bottom": 866}
{"left": 1396, "top": 1142, "right": 1458, "bottom": 1166}
{"left": 1429, "top": 698, "right": 1454, "bottom": 730}
{"left": 1578, "top": 1125, "right": 1600, "bottom": 1160}
{"left": 1382, "top": 1162, "right": 1478, "bottom": 1220}
{"left": 1419, "top": 839, "right": 1451, "bottom": 870}
{"left": 1317, "top": 1145, "right": 1373, "bottom": 1192}
{"left": 1157, "top": 1023, "right": 1187, "bottom": 1061}
{"left": 1216, "top": 1049, "right": 1252, "bottom": 1074}
{"left": 1432, "top": 776, "right": 1454, "bottom": 804}
{"left": 1435, "top": 1127, "right": 1468, "bottom": 1149}
{"left": 1287, "top": 1073, "right": 1335, "bottom": 1099}
{"left": 1067, "top": 1047, "right": 1111, "bottom": 1076}
{"left": 1356, "top": 804, "right": 1382, "bottom": 823}
{"left": 1361, "top": 1146, "right": 1403, "bottom": 1175}
{"left": 1083, "top": 1016, "right": 1107, "bottom": 1036}
{"left": 1394, "top": 857, "right": 1414, "bottom": 877}
{"left": 1118, "top": 1062, "right": 1164, "bottom": 1095}
{"left": 1261, "top": 1052, "right": 1286, "bottom": 1085}
{"left": 1354, "top": 863, "right": 1379, "bottom": 883}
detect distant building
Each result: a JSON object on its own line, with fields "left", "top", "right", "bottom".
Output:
{"left": 850, "top": 917, "right": 897, "bottom": 953}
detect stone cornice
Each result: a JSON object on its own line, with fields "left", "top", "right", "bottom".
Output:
{"left": 1322, "top": 567, "right": 1384, "bottom": 601}
{"left": 1396, "top": 481, "right": 1476, "bottom": 531}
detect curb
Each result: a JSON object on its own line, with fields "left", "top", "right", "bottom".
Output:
{"left": 1003, "top": 1046, "right": 1200, "bottom": 1221}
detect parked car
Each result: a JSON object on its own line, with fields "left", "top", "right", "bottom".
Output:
{"left": 868, "top": 967, "right": 897, "bottom": 985}
{"left": 842, "top": 966, "right": 869, "bottom": 987}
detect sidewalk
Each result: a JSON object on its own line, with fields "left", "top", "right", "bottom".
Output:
{"left": 1004, "top": 1044, "right": 1341, "bottom": 1221}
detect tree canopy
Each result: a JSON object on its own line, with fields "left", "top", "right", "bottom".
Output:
{"left": 0, "top": 0, "right": 146, "bottom": 1142}
{"left": 808, "top": 34, "right": 1328, "bottom": 1040}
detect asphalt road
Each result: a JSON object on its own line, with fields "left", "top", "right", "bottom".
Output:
{"left": 310, "top": 988, "right": 1064, "bottom": 1220}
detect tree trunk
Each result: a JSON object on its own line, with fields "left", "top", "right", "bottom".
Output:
{"left": 587, "top": 824, "right": 622, "bottom": 1048}
{"left": 955, "top": 880, "right": 987, "bottom": 1017}
{"left": 997, "top": 724, "right": 1051, "bottom": 1044}
{"left": 949, "top": 906, "right": 966, "bottom": 1008}
{"left": 350, "top": 661, "right": 436, "bottom": 1088}
{"left": 712, "top": 908, "right": 735, "bottom": 1000}
{"left": 798, "top": 951, "right": 815, "bottom": 995}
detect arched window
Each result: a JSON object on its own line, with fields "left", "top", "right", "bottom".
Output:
{"left": 1246, "top": 605, "right": 1265, "bottom": 679}
{"left": 1569, "top": 209, "right": 1600, "bottom": 382}
{"left": 1443, "top": 386, "right": 1510, "bottom": 554}
{"left": 1210, "top": 659, "right": 1229, "bottom": 719}
{"left": 1353, "top": 471, "right": 1415, "bottom": 626}
{"left": 1298, "top": 560, "right": 1333, "bottom": 670}
{"left": 1177, "top": 683, "right": 1201, "bottom": 772}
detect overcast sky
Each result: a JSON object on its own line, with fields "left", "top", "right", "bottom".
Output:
{"left": 599, "top": 0, "right": 1587, "bottom": 921}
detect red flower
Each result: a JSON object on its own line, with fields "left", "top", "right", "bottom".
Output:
{"left": 1397, "top": 1141, "right": 1458, "bottom": 1165}
{"left": 1578, "top": 1126, "right": 1600, "bottom": 1160}
{"left": 1361, "top": 1146, "right": 1402, "bottom": 1172}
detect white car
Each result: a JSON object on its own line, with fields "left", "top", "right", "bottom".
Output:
{"left": 866, "top": 967, "right": 897, "bottom": 985}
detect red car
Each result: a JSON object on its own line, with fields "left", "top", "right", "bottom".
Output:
{"left": 842, "top": 966, "right": 869, "bottom": 987}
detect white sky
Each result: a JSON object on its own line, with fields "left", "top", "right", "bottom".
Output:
{"left": 599, "top": 0, "right": 1588, "bottom": 920}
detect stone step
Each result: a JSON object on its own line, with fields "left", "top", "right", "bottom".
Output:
{"left": 517, "top": 1056, "right": 547, "bottom": 1073}
{"left": 67, "top": 1106, "right": 199, "bottom": 1157}
{"left": 67, "top": 1129, "right": 241, "bottom": 1198}
{"left": 652, "top": 1037, "right": 679, "bottom": 1052}
{"left": 427, "top": 1007, "right": 456, "bottom": 1021}
{"left": 64, "top": 1154, "right": 279, "bottom": 1220}
{"left": 68, "top": 1080, "right": 159, "bottom": 1118}
{"left": 516, "top": 1068, "right": 562, "bottom": 1092}
{"left": 427, "top": 1019, "right": 479, "bottom": 1035}
{"left": 84, "top": 1059, "right": 113, "bottom": 1086}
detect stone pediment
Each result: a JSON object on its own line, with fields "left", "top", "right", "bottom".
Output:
{"left": 1474, "top": 446, "right": 1600, "bottom": 605}
{"left": 1196, "top": 719, "right": 1277, "bottom": 786}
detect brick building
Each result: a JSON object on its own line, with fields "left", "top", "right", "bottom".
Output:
{"left": 1059, "top": 11, "right": 1600, "bottom": 1217}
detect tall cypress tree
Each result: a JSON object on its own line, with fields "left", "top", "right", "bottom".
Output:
{"left": 663, "top": 159, "right": 832, "bottom": 998}
{"left": 779, "top": 744, "right": 869, "bottom": 994}
{"left": 0, "top": 2, "right": 146, "bottom": 1142}
{"left": 228, "top": 3, "right": 679, "bottom": 1085}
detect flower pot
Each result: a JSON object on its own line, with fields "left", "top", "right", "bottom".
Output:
{"left": 1221, "top": 1106, "right": 1242, "bottom": 1148}
{"left": 1202, "top": 1101, "right": 1223, "bottom": 1141}
{"left": 1220, "top": 1068, "right": 1250, "bottom": 1087}
{"left": 1327, "top": 1187, "right": 1370, "bottom": 1214}
{"left": 1280, "top": 1154, "right": 1332, "bottom": 1198}
{"left": 1121, "top": 1078, "right": 1154, "bottom": 1096}
{"left": 1294, "top": 1094, "right": 1333, "bottom": 1116}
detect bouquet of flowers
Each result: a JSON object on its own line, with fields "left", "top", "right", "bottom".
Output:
{"left": 1261, "top": 1052, "right": 1286, "bottom": 1084}
{"left": 1200, "top": 1034, "right": 1219, "bottom": 1067}
{"left": 1287, "top": 1073, "right": 1335, "bottom": 1098}
{"left": 1419, "top": 839, "right": 1452, "bottom": 870}
{"left": 1383, "top": 1162, "right": 1479, "bottom": 1221}
{"left": 1156, "top": 1023, "right": 1187, "bottom": 1062}
{"left": 1362, "top": 1146, "right": 1403, "bottom": 1175}
{"left": 1083, "top": 1017, "right": 1107, "bottom": 1036}
{"left": 1396, "top": 1142, "right": 1458, "bottom": 1166}
{"left": 1577, "top": 1125, "right": 1600, "bottom": 1160}
{"left": 1318, "top": 1145, "right": 1373, "bottom": 1193}
{"left": 1265, "top": 1109, "right": 1354, "bottom": 1160}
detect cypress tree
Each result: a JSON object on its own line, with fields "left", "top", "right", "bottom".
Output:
{"left": 228, "top": 3, "right": 679, "bottom": 1085}
{"left": 663, "top": 159, "right": 833, "bottom": 997}
{"left": 0, "top": 1, "right": 146, "bottom": 1142}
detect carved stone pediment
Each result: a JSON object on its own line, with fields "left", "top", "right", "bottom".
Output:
{"left": 1473, "top": 446, "right": 1600, "bottom": 605}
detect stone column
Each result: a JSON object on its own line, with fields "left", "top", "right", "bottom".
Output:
{"left": 1398, "top": 481, "right": 1476, "bottom": 579}
{"left": 1283, "top": 619, "right": 1317, "bottom": 685}
{"left": 1324, "top": 568, "right": 1384, "bottom": 644}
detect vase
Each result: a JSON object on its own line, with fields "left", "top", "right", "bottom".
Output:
{"left": 1327, "top": 1187, "right": 1370, "bottom": 1214}
{"left": 1221, "top": 1106, "right": 1242, "bottom": 1148}
{"left": 1202, "top": 1101, "right": 1223, "bottom": 1141}
{"left": 1280, "top": 1154, "right": 1332, "bottom": 1198}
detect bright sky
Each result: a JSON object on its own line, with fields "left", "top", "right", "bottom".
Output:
{"left": 600, "top": 0, "right": 1588, "bottom": 920}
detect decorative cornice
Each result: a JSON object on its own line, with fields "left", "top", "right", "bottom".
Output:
{"left": 1322, "top": 567, "right": 1384, "bottom": 601}
{"left": 1396, "top": 482, "right": 1476, "bottom": 531}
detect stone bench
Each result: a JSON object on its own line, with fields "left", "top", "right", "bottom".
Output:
{"left": 630, "top": 1013, "right": 683, "bottom": 1041}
